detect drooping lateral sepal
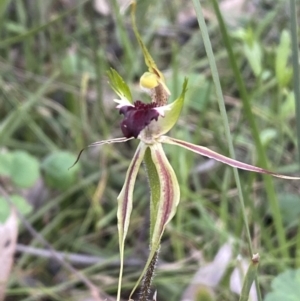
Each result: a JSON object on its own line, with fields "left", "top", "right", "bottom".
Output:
{"left": 116, "top": 142, "right": 147, "bottom": 301}
{"left": 107, "top": 68, "right": 132, "bottom": 104}
{"left": 148, "top": 143, "right": 180, "bottom": 248}
{"left": 160, "top": 136, "right": 300, "bottom": 180}
{"left": 143, "top": 148, "right": 160, "bottom": 238}
{"left": 129, "top": 142, "right": 180, "bottom": 299}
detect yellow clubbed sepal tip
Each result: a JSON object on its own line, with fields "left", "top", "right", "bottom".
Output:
{"left": 140, "top": 72, "right": 159, "bottom": 89}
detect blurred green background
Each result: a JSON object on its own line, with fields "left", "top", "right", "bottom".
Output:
{"left": 1, "top": 0, "right": 300, "bottom": 300}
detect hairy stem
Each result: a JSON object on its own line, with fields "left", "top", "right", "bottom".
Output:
{"left": 138, "top": 250, "right": 159, "bottom": 301}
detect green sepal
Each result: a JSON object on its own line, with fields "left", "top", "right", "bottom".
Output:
{"left": 130, "top": 2, "right": 164, "bottom": 82}
{"left": 107, "top": 68, "right": 132, "bottom": 103}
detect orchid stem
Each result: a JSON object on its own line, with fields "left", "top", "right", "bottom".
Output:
{"left": 138, "top": 250, "right": 159, "bottom": 301}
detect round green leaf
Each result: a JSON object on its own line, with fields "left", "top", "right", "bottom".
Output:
{"left": 10, "top": 151, "right": 40, "bottom": 188}
{"left": 0, "top": 152, "right": 13, "bottom": 176}
{"left": 0, "top": 195, "right": 32, "bottom": 223}
{"left": 278, "top": 194, "right": 300, "bottom": 227}
{"left": 42, "top": 151, "right": 80, "bottom": 190}
{"left": 0, "top": 199, "right": 10, "bottom": 223}
{"left": 264, "top": 269, "right": 300, "bottom": 301}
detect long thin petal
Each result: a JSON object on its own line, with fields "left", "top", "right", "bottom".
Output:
{"left": 69, "top": 137, "right": 134, "bottom": 169}
{"left": 116, "top": 142, "right": 147, "bottom": 301}
{"left": 160, "top": 136, "right": 300, "bottom": 180}
{"left": 88, "top": 136, "right": 134, "bottom": 147}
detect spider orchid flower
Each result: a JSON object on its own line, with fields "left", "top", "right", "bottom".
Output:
{"left": 72, "top": 3, "right": 300, "bottom": 300}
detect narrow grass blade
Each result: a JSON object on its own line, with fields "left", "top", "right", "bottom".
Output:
{"left": 0, "top": 0, "right": 90, "bottom": 48}
{"left": 0, "top": 72, "right": 59, "bottom": 144}
{"left": 289, "top": 0, "right": 300, "bottom": 165}
{"left": 191, "top": 0, "right": 254, "bottom": 258}
{"left": 239, "top": 254, "right": 260, "bottom": 301}
{"left": 210, "top": 0, "right": 287, "bottom": 259}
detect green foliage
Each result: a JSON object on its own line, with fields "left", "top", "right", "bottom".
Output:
{"left": 264, "top": 269, "right": 300, "bottom": 301}
{"left": 0, "top": 195, "right": 32, "bottom": 223}
{"left": 195, "top": 287, "right": 215, "bottom": 301}
{"left": 275, "top": 30, "right": 292, "bottom": 88}
{"left": 233, "top": 28, "right": 263, "bottom": 77}
{"left": 0, "top": 150, "right": 40, "bottom": 188}
{"left": 42, "top": 151, "right": 80, "bottom": 190}
{"left": 0, "top": 0, "right": 10, "bottom": 19}
{"left": 278, "top": 194, "right": 300, "bottom": 227}
{"left": 0, "top": 152, "right": 13, "bottom": 176}
{"left": 0, "top": 0, "right": 299, "bottom": 300}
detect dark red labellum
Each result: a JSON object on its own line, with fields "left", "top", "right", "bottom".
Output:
{"left": 119, "top": 101, "right": 159, "bottom": 138}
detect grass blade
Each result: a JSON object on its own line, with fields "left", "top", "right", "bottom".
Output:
{"left": 190, "top": 0, "right": 253, "bottom": 256}
{"left": 289, "top": 0, "right": 300, "bottom": 165}
{"left": 210, "top": 0, "right": 288, "bottom": 259}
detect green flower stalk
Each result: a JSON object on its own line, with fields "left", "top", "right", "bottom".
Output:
{"left": 72, "top": 3, "right": 300, "bottom": 300}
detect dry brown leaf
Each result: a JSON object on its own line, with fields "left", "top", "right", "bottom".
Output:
{"left": 0, "top": 209, "right": 18, "bottom": 301}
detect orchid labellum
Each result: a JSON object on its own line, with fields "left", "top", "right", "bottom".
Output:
{"left": 72, "top": 3, "right": 300, "bottom": 300}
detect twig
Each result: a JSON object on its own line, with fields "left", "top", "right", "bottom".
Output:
{"left": 16, "top": 244, "right": 142, "bottom": 267}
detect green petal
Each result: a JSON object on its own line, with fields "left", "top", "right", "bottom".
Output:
{"left": 116, "top": 142, "right": 147, "bottom": 301}
{"left": 107, "top": 68, "right": 132, "bottom": 103}
{"left": 150, "top": 78, "right": 188, "bottom": 137}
